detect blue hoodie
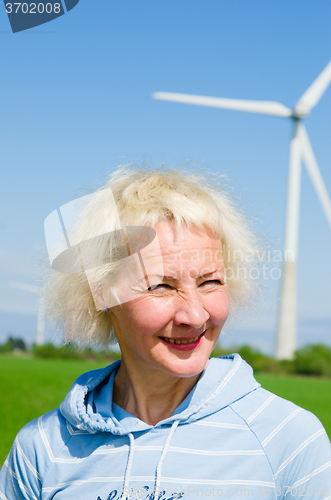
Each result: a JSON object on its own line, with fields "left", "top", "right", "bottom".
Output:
{"left": 1, "top": 354, "right": 330, "bottom": 500}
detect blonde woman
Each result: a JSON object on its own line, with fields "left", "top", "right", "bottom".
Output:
{"left": 1, "top": 166, "right": 330, "bottom": 500}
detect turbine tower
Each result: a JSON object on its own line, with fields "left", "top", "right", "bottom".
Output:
{"left": 153, "top": 61, "right": 331, "bottom": 359}
{"left": 9, "top": 281, "right": 45, "bottom": 345}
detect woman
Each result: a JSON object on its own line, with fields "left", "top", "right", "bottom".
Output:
{"left": 1, "top": 166, "right": 330, "bottom": 500}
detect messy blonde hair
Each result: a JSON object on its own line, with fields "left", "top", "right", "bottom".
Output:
{"left": 44, "top": 164, "right": 261, "bottom": 347}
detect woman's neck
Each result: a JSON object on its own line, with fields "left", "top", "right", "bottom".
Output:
{"left": 112, "top": 361, "right": 201, "bottom": 426}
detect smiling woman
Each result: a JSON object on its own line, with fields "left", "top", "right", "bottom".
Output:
{"left": 0, "top": 165, "right": 330, "bottom": 500}
{"left": 110, "top": 222, "right": 230, "bottom": 424}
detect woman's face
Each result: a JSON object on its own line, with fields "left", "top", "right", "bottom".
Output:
{"left": 109, "top": 221, "right": 229, "bottom": 379}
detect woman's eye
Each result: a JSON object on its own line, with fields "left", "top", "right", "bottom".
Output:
{"left": 147, "top": 284, "right": 172, "bottom": 292}
{"left": 200, "top": 279, "right": 223, "bottom": 287}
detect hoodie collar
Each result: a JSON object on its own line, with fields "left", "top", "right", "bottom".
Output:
{"left": 60, "top": 354, "right": 260, "bottom": 435}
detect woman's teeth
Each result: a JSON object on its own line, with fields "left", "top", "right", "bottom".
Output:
{"left": 162, "top": 335, "right": 201, "bottom": 345}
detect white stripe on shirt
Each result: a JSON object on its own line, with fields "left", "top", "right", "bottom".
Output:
{"left": 262, "top": 408, "right": 303, "bottom": 447}
{"left": 247, "top": 394, "right": 277, "bottom": 424}
{"left": 274, "top": 428, "right": 326, "bottom": 479}
{"left": 290, "top": 461, "right": 331, "bottom": 488}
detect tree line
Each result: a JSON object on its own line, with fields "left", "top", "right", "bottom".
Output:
{"left": 1, "top": 335, "right": 331, "bottom": 377}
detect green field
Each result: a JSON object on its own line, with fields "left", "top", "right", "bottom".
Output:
{"left": 1, "top": 356, "right": 330, "bottom": 466}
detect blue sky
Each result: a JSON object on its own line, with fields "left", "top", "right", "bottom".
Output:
{"left": 0, "top": 0, "right": 331, "bottom": 354}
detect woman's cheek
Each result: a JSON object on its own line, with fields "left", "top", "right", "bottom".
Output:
{"left": 205, "top": 289, "right": 228, "bottom": 322}
{"left": 217, "top": 290, "right": 230, "bottom": 323}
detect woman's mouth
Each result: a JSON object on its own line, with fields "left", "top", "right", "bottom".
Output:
{"left": 160, "top": 332, "right": 205, "bottom": 350}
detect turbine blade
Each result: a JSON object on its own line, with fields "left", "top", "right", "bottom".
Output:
{"left": 298, "top": 124, "right": 331, "bottom": 228}
{"left": 294, "top": 61, "right": 331, "bottom": 117}
{"left": 153, "top": 92, "right": 292, "bottom": 117}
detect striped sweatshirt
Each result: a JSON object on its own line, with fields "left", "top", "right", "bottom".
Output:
{"left": 0, "top": 354, "right": 330, "bottom": 500}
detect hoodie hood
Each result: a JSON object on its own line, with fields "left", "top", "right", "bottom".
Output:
{"left": 60, "top": 354, "right": 260, "bottom": 436}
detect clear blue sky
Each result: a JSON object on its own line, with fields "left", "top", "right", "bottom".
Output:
{"left": 1, "top": 0, "right": 331, "bottom": 354}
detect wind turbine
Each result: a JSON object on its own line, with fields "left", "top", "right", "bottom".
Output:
{"left": 9, "top": 281, "right": 45, "bottom": 345}
{"left": 153, "top": 61, "right": 331, "bottom": 359}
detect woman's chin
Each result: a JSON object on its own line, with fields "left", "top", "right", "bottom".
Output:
{"left": 155, "top": 351, "right": 211, "bottom": 379}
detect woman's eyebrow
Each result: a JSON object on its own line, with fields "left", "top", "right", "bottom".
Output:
{"left": 137, "top": 274, "right": 165, "bottom": 284}
{"left": 160, "top": 270, "right": 223, "bottom": 281}
{"left": 200, "top": 269, "right": 222, "bottom": 278}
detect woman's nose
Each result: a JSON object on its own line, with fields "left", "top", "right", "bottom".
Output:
{"left": 173, "top": 291, "right": 209, "bottom": 328}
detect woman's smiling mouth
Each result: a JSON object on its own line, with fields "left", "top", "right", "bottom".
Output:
{"left": 160, "top": 332, "right": 205, "bottom": 350}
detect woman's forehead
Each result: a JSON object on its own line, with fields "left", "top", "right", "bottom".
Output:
{"left": 141, "top": 221, "right": 224, "bottom": 273}
{"left": 154, "top": 220, "right": 221, "bottom": 250}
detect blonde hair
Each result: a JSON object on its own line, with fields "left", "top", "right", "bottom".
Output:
{"left": 44, "top": 164, "right": 261, "bottom": 347}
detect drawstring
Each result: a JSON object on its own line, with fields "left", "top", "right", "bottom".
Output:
{"left": 121, "top": 419, "right": 180, "bottom": 500}
{"left": 153, "top": 419, "right": 180, "bottom": 500}
{"left": 121, "top": 432, "right": 135, "bottom": 500}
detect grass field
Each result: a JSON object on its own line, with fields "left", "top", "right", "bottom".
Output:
{"left": 1, "top": 356, "right": 330, "bottom": 466}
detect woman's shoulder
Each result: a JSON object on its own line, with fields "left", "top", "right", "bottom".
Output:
{"left": 230, "top": 385, "right": 331, "bottom": 486}
{"left": 231, "top": 385, "right": 326, "bottom": 436}
{"left": 8, "top": 408, "right": 69, "bottom": 468}
{"left": 16, "top": 406, "right": 68, "bottom": 443}
{"left": 3, "top": 363, "right": 118, "bottom": 469}
{"left": 0, "top": 408, "right": 68, "bottom": 499}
